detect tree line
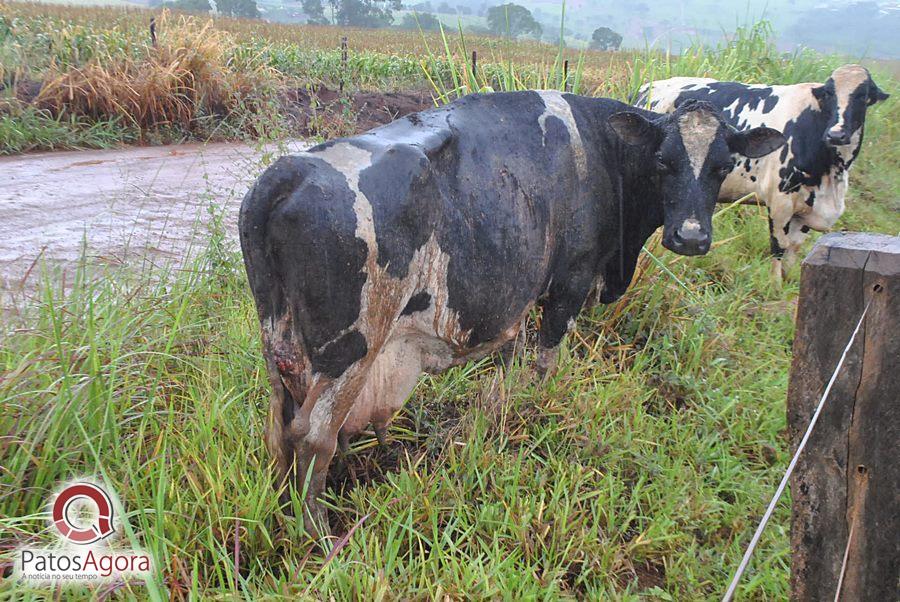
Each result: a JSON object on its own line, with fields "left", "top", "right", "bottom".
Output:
{"left": 162, "top": 0, "right": 624, "bottom": 50}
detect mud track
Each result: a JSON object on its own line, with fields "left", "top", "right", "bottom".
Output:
{"left": 0, "top": 140, "right": 310, "bottom": 300}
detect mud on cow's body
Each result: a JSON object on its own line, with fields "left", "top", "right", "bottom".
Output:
{"left": 637, "top": 65, "right": 889, "bottom": 284}
{"left": 239, "top": 91, "right": 784, "bottom": 516}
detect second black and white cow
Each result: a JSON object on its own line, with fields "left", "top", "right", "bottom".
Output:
{"left": 637, "top": 65, "right": 890, "bottom": 284}
{"left": 239, "top": 92, "right": 784, "bottom": 517}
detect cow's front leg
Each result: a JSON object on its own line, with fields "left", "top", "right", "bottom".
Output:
{"left": 536, "top": 270, "right": 593, "bottom": 380}
{"left": 767, "top": 200, "right": 794, "bottom": 289}
{"left": 781, "top": 216, "right": 810, "bottom": 275}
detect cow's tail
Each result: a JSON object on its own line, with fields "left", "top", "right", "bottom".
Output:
{"left": 239, "top": 156, "right": 309, "bottom": 485}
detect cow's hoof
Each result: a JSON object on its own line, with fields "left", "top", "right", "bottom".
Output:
{"left": 374, "top": 425, "right": 388, "bottom": 446}
{"left": 338, "top": 430, "right": 351, "bottom": 454}
{"left": 535, "top": 346, "right": 559, "bottom": 382}
{"left": 770, "top": 259, "right": 784, "bottom": 290}
{"left": 304, "top": 500, "right": 332, "bottom": 540}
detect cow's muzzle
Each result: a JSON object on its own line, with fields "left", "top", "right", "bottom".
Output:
{"left": 666, "top": 219, "right": 710, "bottom": 256}
{"left": 824, "top": 129, "right": 851, "bottom": 146}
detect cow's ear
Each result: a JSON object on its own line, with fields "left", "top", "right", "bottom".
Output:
{"left": 812, "top": 84, "right": 833, "bottom": 103}
{"left": 607, "top": 112, "right": 662, "bottom": 148}
{"left": 727, "top": 126, "right": 785, "bottom": 159}
{"left": 868, "top": 81, "right": 890, "bottom": 105}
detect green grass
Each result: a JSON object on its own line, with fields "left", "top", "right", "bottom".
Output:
{"left": 1, "top": 12, "right": 899, "bottom": 602}
{"left": 0, "top": 185, "right": 799, "bottom": 600}
{"left": 0, "top": 104, "right": 134, "bottom": 154}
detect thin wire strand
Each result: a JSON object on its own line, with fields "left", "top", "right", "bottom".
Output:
{"left": 833, "top": 518, "right": 856, "bottom": 602}
{"left": 722, "top": 300, "right": 871, "bottom": 602}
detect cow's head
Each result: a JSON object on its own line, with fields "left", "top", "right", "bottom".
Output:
{"left": 814, "top": 64, "right": 890, "bottom": 146}
{"left": 608, "top": 100, "right": 785, "bottom": 256}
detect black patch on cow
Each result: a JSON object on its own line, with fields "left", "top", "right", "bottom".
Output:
{"left": 768, "top": 216, "right": 785, "bottom": 257}
{"left": 783, "top": 222, "right": 791, "bottom": 235}
{"left": 806, "top": 190, "right": 816, "bottom": 207}
{"left": 674, "top": 82, "right": 779, "bottom": 127}
{"left": 801, "top": 225, "right": 810, "bottom": 233}
{"left": 401, "top": 291, "right": 431, "bottom": 315}
{"left": 432, "top": 91, "right": 560, "bottom": 347}
{"left": 357, "top": 139, "right": 441, "bottom": 279}
{"left": 281, "top": 387, "right": 296, "bottom": 426}
{"left": 776, "top": 104, "right": 840, "bottom": 193}
{"left": 750, "top": 175, "right": 757, "bottom": 182}
{"left": 313, "top": 330, "right": 368, "bottom": 378}
{"left": 254, "top": 153, "right": 369, "bottom": 378}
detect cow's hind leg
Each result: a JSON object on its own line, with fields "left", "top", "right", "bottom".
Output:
{"left": 281, "top": 362, "right": 379, "bottom": 531}
{"left": 262, "top": 323, "right": 379, "bottom": 529}
{"left": 260, "top": 318, "right": 308, "bottom": 504}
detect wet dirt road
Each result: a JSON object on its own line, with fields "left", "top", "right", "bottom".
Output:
{"left": 0, "top": 140, "right": 310, "bottom": 296}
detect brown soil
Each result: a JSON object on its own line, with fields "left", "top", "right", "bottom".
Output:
{"left": 284, "top": 85, "right": 435, "bottom": 136}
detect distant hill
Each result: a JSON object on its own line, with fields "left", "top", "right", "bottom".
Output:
{"left": 419, "top": 0, "right": 900, "bottom": 58}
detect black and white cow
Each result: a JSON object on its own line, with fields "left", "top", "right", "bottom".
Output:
{"left": 637, "top": 65, "right": 890, "bottom": 284}
{"left": 239, "top": 92, "right": 784, "bottom": 516}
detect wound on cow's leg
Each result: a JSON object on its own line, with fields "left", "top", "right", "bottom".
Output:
{"left": 262, "top": 347, "right": 307, "bottom": 507}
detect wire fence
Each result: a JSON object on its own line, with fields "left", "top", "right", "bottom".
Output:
{"left": 721, "top": 300, "right": 872, "bottom": 602}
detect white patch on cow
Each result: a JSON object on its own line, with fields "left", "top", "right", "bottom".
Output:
{"left": 341, "top": 336, "right": 423, "bottom": 436}
{"left": 681, "top": 218, "right": 702, "bottom": 232}
{"left": 837, "top": 127, "right": 862, "bottom": 165}
{"left": 307, "top": 378, "right": 336, "bottom": 442}
{"left": 830, "top": 64, "right": 868, "bottom": 134}
{"left": 335, "top": 229, "right": 540, "bottom": 438}
{"left": 722, "top": 97, "right": 741, "bottom": 118}
{"left": 309, "top": 142, "right": 377, "bottom": 255}
{"left": 639, "top": 77, "right": 716, "bottom": 112}
{"left": 678, "top": 109, "right": 720, "bottom": 179}
{"left": 536, "top": 90, "right": 587, "bottom": 180}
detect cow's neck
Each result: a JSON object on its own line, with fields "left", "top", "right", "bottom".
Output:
{"left": 596, "top": 138, "right": 665, "bottom": 302}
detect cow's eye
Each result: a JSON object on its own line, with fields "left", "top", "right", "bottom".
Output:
{"left": 655, "top": 155, "right": 671, "bottom": 174}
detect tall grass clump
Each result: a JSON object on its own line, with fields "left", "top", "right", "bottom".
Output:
{"left": 419, "top": 10, "right": 597, "bottom": 103}
{"left": 33, "top": 11, "right": 286, "bottom": 140}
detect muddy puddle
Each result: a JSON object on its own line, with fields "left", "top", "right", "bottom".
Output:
{"left": 0, "top": 140, "right": 310, "bottom": 304}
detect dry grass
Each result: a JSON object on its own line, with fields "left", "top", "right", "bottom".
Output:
{"left": 33, "top": 11, "right": 282, "bottom": 136}
{"left": 1, "top": 2, "right": 628, "bottom": 88}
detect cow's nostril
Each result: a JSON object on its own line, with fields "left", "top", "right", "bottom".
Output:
{"left": 826, "top": 131, "right": 850, "bottom": 145}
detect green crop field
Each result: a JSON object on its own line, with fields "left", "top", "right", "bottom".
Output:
{"left": 1, "top": 2, "right": 898, "bottom": 599}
